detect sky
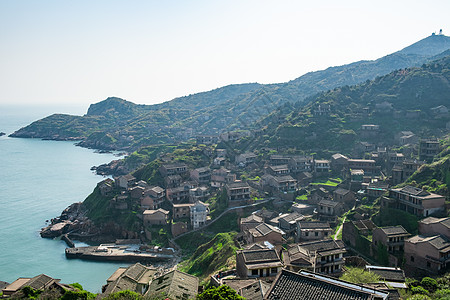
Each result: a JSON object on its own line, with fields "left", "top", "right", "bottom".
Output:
{"left": 0, "top": 0, "right": 449, "bottom": 111}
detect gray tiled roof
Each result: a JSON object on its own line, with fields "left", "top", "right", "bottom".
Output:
{"left": 379, "top": 226, "right": 408, "bottom": 236}
{"left": 242, "top": 249, "right": 280, "bottom": 263}
{"left": 265, "top": 269, "right": 387, "bottom": 300}
{"left": 146, "top": 270, "right": 198, "bottom": 300}
{"left": 297, "top": 221, "right": 331, "bottom": 229}
{"left": 399, "top": 185, "right": 430, "bottom": 196}
{"left": 299, "top": 239, "right": 346, "bottom": 254}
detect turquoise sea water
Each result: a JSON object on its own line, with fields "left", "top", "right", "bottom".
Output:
{"left": 0, "top": 105, "right": 129, "bottom": 293}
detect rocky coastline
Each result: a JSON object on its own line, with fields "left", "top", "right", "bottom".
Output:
{"left": 40, "top": 203, "right": 140, "bottom": 244}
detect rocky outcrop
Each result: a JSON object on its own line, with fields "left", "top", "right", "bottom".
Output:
{"left": 40, "top": 202, "right": 142, "bottom": 243}
{"left": 91, "top": 159, "right": 129, "bottom": 176}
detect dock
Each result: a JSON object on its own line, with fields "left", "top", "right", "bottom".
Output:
{"left": 65, "top": 243, "right": 175, "bottom": 262}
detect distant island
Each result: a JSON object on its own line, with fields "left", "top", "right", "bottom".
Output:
{"left": 0, "top": 132, "right": 5, "bottom": 136}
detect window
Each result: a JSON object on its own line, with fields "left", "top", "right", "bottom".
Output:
{"left": 271, "top": 268, "right": 278, "bottom": 274}
{"left": 305, "top": 232, "right": 309, "bottom": 236}
{"left": 252, "top": 269, "right": 258, "bottom": 276}
{"left": 411, "top": 256, "right": 415, "bottom": 262}
{"left": 315, "top": 232, "right": 319, "bottom": 236}
{"left": 427, "top": 261, "right": 431, "bottom": 268}
{"left": 324, "top": 232, "right": 328, "bottom": 236}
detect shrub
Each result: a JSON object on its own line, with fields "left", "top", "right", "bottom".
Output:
{"left": 421, "top": 277, "right": 438, "bottom": 292}
{"left": 411, "top": 286, "right": 429, "bottom": 295}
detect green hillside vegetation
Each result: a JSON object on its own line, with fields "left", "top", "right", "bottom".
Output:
{"left": 406, "top": 136, "right": 450, "bottom": 197}
{"left": 250, "top": 55, "right": 450, "bottom": 154}
{"left": 179, "top": 232, "right": 238, "bottom": 281}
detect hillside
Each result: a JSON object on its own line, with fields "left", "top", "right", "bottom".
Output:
{"left": 10, "top": 34, "right": 450, "bottom": 151}
{"left": 406, "top": 136, "right": 450, "bottom": 197}
{"left": 246, "top": 55, "right": 450, "bottom": 156}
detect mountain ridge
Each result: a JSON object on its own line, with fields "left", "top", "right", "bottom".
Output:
{"left": 10, "top": 34, "right": 450, "bottom": 151}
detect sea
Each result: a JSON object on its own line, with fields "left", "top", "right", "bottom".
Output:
{"left": 0, "top": 104, "right": 130, "bottom": 293}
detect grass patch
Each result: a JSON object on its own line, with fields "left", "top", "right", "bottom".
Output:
{"left": 178, "top": 232, "right": 238, "bottom": 281}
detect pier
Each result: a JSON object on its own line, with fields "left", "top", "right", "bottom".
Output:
{"left": 65, "top": 243, "right": 175, "bottom": 262}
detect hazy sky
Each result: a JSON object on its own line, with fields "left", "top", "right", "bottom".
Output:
{"left": 0, "top": 0, "right": 449, "bottom": 109}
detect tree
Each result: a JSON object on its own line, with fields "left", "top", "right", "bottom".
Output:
{"left": 196, "top": 285, "right": 245, "bottom": 300}
{"left": 340, "top": 267, "right": 380, "bottom": 284}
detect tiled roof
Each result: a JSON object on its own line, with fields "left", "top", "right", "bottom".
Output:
{"left": 407, "top": 235, "right": 450, "bottom": 251}
{"left": 299, "top": 240, "right": 346, "bottom": 255}
{"left": 241, "top": 214, "right": 264, "bottom": 224}
{"left": 250, "top": 223, "right": 284, "bottom": 237}
{"left": 365, "top": 266, "right": 405, "bottom": 282}
{"left": 25, "top": 274, "right": 57, "bottom": 290}
{"left": 146, "top": 270, "right": 198, "bottom": 300}
{"left": 227, "top": 182, "right": 250, "bottom": 189}
{"left": 239, "top": 281, "right": 271, "bottom": 300}
{"left": 242, "top": 249, "right": 280, "bottom": 264}
{"left": 318, "top": 199, "right": 340, "bottom": 207}
{"left": 297, "top": 221, "right": 331, "bottom": 230}
{"left": 379, "top": 226, "right": 409, "bottom": 236}
{"left": 398, "top": 185, "right": 430, "bottom": 196}
{"left": 280, "top": 212, "right": 303, "bottom": 224}
{"left": 334, "top": 188, "right": 350, "bottom": 196}
{"left": 265, "top": 269, "right": 388, "bottom": 300}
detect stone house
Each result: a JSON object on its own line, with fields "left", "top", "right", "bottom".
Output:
{"left": 129, "top": 186, "right": 145, "bottom": 199}
{"left": 391, "top": 160, "right": 423, "bottom": 185}
{"left": 245, "top": 223, "right": 285, "bottom": 246}
{"left": 418, "top": 217, "right": 450, "bottom": 239}
{"left": 2, "top": 274, "right": 67, "bottom": 297}
{"left": 143, "top": 209, "right": 169, "bottom": 226}
{"left": 211, "top": 168, "right": 236, "bottom": 188}
{"left": 307, "top": 187, "right": 331, "bottom": 205}
{"left": 226, "top": 182, "right": 251, "bottom": 203}
{"left": 98, "top": 178, "right": 114, "bottom": 197}
{"left": 291, "top": 202, "right": 315, "bottom": 215}
{"left": 318, "top": 199, "right": 343, "bottom": 216}
{"left": 314, "top": 160, "right": 330, "bottom": 174}
{"left": 165, "top": 175, "right": 182, "bottom": 188}
{"left": 240, "top": 214, "right": 264, "bottom": 232}
{"left": 296, "top": 221, "right": 332, "bottom": 242}
{"left": 190, "top": 167, "right": 211, "bottom": 185}
{"left": 140, "top": 196, "right": 156, "bottom": 210}
{"left": 146, "top": 270, "right": 198, "bottom": 300}
{"left": 236, "top": 152, "right": 257, "bottom": 165}
{"left": 404, "top": 234, "right": 450, "bottom": 276}
{"left": 372, "top": 226, "right": 410, "bottom": 254}
{"left": 260, "top": 174, "right": 297, "bottom": 193}
{"left": 236, "top": 249, "right": 283, "bottom": 279}
{"left": 269, "top": 155, "right": 290, "bottom": 166}
{"left": 173, "top": 203, "right": 193, "bottom": 220}
{"left": 288, "top": 156, "right": 313, "bottom": 173}
{"left": 102, "top": 263, "right": 156, "bottom": 297}
{"left": 266, "top": 165, "right": 290, "bottom": 176}
{"left": 159, "top": 163, "right": 188, "bottom": 177}
{"left": 143, "top": 186, "right": 165, "bottom": 208}
{"left": 115, "top": 174, "right": 136, "bottom": 189}
{"left": 277, "top": 212, "right": 304, "bottom": 235}
{"left": 342, "top": 219, "right": 376, "bottom": 249}
{"left": 189, "top": 186, "right": 210, "bottom": 203}
{"left": 419, "top": 139, "right": 440, "bottom": 162}
{"left": 330, "top": 153, "right": 349, "bottom": 173}
{"left": 333, "top": 188, "right": 355, "bottom": 206}
{"left": 282, "top": 240, "right": 346, "bottom": 275}
{"left": 381, "top": 186, "right": 445, "bottom": 217}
